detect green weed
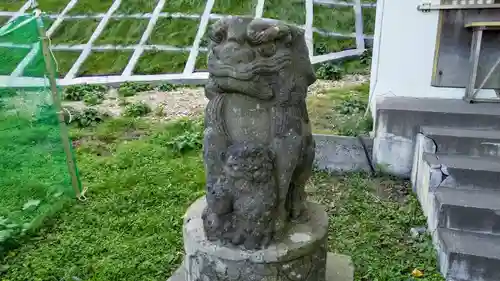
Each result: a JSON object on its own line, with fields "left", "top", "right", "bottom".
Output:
{"left": 165, "top": 119, "right": 203, "bottom": 154}
{"left": 156, "top": 83, "right": 177, "bottom": 92}
{"left": 63, "top": 84, "right": 107, "bottom": 102}
{"left": 118, "top": 82, "right": 153, "bottom": 97}
{"left": 316, "top": 62, "right": 344, "bottom": 80}
{"left": 74, "top": 108, "right": 107, "bottom": 128}
{"left": 83, "top": 92, "right": 104, "bottom": 106}
{"left": 123, "top": 102, "right": 151, "bottom": 117}
{"left": 360, "top": 48, "right": 373, "bottom": 66}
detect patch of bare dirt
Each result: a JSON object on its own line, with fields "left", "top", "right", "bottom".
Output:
{"left": 372, "top": 177, "right": 411, "bottom": 203}
{"left": 130, "top": 87, "right": 208, "bottom": 120}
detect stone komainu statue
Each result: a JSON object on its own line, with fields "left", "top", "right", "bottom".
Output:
{"left": 202, "top": 16, "right": 316, "bottom": 250}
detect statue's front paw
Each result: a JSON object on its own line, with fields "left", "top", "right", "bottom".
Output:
{"left": 290, "top": 204, "right": 304, "bottom": 220}
{"left": 202, "top": 209, "right": 222, "bottom": 240}
{"left": 243, "top": 234, "right": 263, "bottom": 250}
{"left": 231, "top": 232, "right": 244, "bottom": 245}
{"left": 206, "top": 183, "right": 232, "bottom": 215}
{"left": 260, "top": 232, "right": 273, "bottom": 249}
{"left": 205, "top": 78, "right": 223, "bottom": 99}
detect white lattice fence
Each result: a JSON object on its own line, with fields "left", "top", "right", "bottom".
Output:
{"left": 0, "top": 0, "right": 376, "bottom": 87}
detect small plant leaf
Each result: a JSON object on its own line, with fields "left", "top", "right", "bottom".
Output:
{"left": 5, "top": 223, "right": 19, "bottom": 229}
{"left": 22, "top": 223, "right": 31, "bottom": 231}
{"left": 411, "top": 268, "right": 424, "bottom": 278}
{"left": 53, "top": 192, "right": 64, "bottom": 198}
{"left": 0, "top": 264, "right": 10, "bottom": 273}
{"left": 22, "top": 199, "right": 41, "bottom": 211}
{"left": 0, "top": 229, "right": 12, "bottom": 242}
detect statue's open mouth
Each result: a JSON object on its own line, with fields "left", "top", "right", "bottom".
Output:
{"left": 208, "top": 63, "right": 256, "bottom": 81}
{"left": 210, "top": 76, "right": 265, "bottom": 97}
{"left": 207, "top": 56, "right": 292, "bottom": 81}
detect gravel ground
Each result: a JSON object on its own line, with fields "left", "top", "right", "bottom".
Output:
{"left": 308, "top": 74, "right": 369, "bottom": 95}
{"left": 62, "top": 74, "right": 370, "bottom": 121}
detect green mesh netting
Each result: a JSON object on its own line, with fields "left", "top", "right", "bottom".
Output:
{"left": 0, "top": 13, "right": 82, "bottom": 248}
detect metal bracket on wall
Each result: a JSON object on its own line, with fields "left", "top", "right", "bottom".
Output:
{"left": 417, "top": 2, "right": 500, "bottom": 12}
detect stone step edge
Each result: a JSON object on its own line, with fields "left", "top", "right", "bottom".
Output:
{"left": 422, "top": 152, "right": 500, "bottom": 173}
{"left": 377, "top": 96, "right": 500, "bottom": 116}
{"left": 438, "top": 227, "right": 500, "bottom": 261}
{"left": 435, "top": 187, "right": 500, "bottom": 211}
{"left": 420, "top": 126, "right": 500, "bottom": 140}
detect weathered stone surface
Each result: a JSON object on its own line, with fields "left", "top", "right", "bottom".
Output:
{"left": 203, "top": 143, "right": 278, "bottom": 250}
{"left": 169, "top": 250, "right": 352, "bottom": 281}
{"left": 324, "top": 253, "right": 354, "bottom": 281}
{"left": 172, "top": 198, "right": 328, "bottom": 281}
{"left": 164, "top": 16, "right": 344, "bottom": 281}
{"left": 202, "top": 16, "right": 316, "bottom": 250}
{"left": 313, "top": 135, "right": 373, "bottom": 173}
{"left": 168, "top": 253, "right": 354, "bottom": 281}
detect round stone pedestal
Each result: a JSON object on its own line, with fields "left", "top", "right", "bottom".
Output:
{"left": 181, "top": 197, "right": 329, "bottom": 281}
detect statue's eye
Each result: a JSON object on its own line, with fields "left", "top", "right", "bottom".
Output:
{"left": 209, "top": 29, "right": 225, "bottom": 44}
{"left": 258, "top": 43, "right": 276, "bottom": 57}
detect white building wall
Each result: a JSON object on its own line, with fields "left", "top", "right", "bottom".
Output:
{"left": 368, "top": 0, "right": 497, "bottom": 118}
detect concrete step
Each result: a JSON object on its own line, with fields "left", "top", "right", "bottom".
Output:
{"left": 420, "top": 126, "right": 500, "bottom": 157}
{"left": 411, "top": 151, "right": 500, "bottom": 223}
{"left": 437, "top": 228, "right": 500, "bottom": 281}
{"left": 435, "top": 188, "right": 500, "bottom": 235}
{"left": 422, "top": 153, "right": 500, "bottom": 190}
{"left": 373, "top": 96, "right": 500, "bottom": 177}
{"left": 375, "top": 96, "right": 500, "bottom": 177}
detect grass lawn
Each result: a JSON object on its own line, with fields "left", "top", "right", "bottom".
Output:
{"left": 0, "top": 48, "right": 30, "bottom": 76}
{"left": 22, "top": 50, "right": 81, "bottom": 78}
{"left": 0, "top": 1, "right": 376, "bottom": 77}
{"left": 0, "top": 15, "right": 81, "bottom": 78}
{"left": 95, "top": 19, "right": 149, "bottom": 45}
{"left": 308, "top": 83, "right": 372, "bottom": 136}
{"left": 50, "top": 19, "right": 100, "bottom": 45}
{"left": 0, "top": 91, "right": 76, "bottom": 248}
{"left": 0, "top": 1, "right": 24, "bottom": 12}
{"left": 0, "top": 116, "right": 443, "bottom": 281}
{"left": 0, "top": 17, "right": 9, "bottom": 26}
{"left": 77, "top": 51, "right": 132, "bottom": 76}
{"left": 134, "top": 51, "right": 208, "bottom": 74}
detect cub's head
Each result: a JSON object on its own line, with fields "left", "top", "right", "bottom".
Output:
{"left": 224, "top": 143, "right": 275, "bottom": 183}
